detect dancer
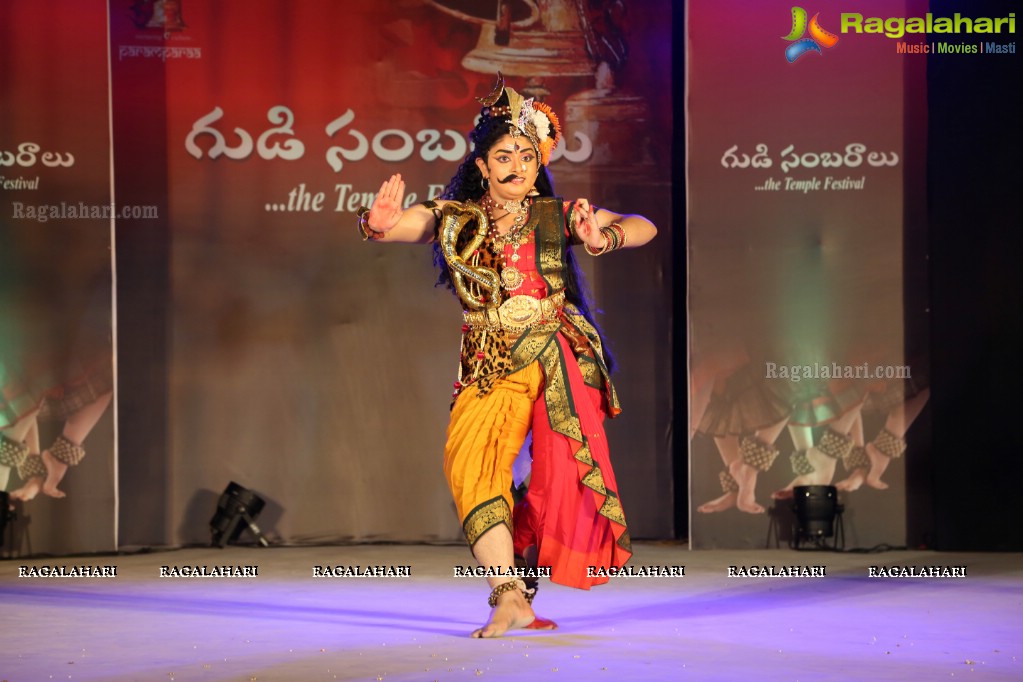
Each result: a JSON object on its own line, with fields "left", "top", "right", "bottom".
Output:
{"left": 357, "top": 74, "right": 656, "bottom": 637}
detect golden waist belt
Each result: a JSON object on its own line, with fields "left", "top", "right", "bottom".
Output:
{"left": 462, "top": 291, "right": 566, "bottom": 334}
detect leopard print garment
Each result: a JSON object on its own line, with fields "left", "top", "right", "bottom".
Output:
{"left": 452, "top": 220, "right": 517, "bottom": 399}
{"left": 457, "top": 326, "right": 516, "bottom": 399}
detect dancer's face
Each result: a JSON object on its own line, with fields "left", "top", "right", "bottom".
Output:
{"left": 476, "top": 133, "right": 539, "bottom": 203}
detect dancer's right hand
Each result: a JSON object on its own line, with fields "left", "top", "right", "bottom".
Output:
{"left": 367, "top": 174, "right": 406, "bottom": 233}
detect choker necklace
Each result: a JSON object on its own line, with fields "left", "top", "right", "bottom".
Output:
{"left": 481, "top": 193, "right": 531, "bottom": 291}
{"left": 499, "top": 198, "right": 525, "bottom": 213}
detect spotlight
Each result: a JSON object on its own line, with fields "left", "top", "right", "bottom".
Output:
{"left": 792, "top": 485, "right": 844, "bottom": 550}
{"left": 209, "top": 482, "right": 269, "bottom": 548}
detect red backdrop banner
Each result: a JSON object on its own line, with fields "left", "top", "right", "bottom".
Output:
{"left": 687, "top": 0, "right": 929, "bottom": 548}
{"left": 108, "top": 0, "right": 675, "bottom": 546}
{"left": 0, "top": 0, "right": 116, "bottom": 556}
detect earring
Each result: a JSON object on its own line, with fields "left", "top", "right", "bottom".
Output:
{"left": 480, "top": 176, "right": 490, "bottom": 191}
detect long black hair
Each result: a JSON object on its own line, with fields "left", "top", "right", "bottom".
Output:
{"left": 432, "top": 104, "right": 616, "bottom": 372}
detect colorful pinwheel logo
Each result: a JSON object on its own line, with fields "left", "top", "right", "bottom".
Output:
{"left": 783, "top": 7, "right": 839, "bottom": 62}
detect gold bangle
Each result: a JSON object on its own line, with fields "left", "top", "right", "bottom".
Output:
{"left": 356, "top": 207, "right": 385, "bottom": 241}
{"left": 584, "top": 223, "right": 627, "bottom": 256}
{"left": 584, "top": 231, "right": 611, "bottom": 256}
{"left": 608, "top": 221, "right": 627, "bottom": 249}
{"left": 608, "top": 224, "right": 622, "bottom": 250}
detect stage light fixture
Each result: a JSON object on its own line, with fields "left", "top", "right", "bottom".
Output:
{"left": 209, "top": 481, "right": 269, "bottom": 548}
{"left": 792, "top": 485, "right": 844, "bottom": 550}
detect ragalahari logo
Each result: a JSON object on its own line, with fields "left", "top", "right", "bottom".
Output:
{"left": 783, "top": 7, "right": 839, "bottom": 62}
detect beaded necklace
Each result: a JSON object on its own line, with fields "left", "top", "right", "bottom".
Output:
{"left": 480, "top": 193, "right": 533, "bottom": 291}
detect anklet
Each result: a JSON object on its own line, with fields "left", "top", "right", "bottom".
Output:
{"left": 488, "top": 579, "right": 525, "bottom": 607}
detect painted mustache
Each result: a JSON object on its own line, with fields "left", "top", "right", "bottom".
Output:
{"left": 497, "top": 174, "right": 523, "bottom": 184}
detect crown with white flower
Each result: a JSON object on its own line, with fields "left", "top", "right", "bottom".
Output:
{"left": 477, "top": 72, "right": 562, "bottom": 166}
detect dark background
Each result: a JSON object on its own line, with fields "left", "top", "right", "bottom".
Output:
{"left": 922, "top": 0, "right": 1022, "bottom": 550}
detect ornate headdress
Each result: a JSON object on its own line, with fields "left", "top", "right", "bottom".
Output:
{"left": 476, "top": 72, "right": 562, "bottom": 166}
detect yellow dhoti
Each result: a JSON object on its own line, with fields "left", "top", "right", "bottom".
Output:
{"left": 443, "top": 363, "right": 542, "bottom": 547}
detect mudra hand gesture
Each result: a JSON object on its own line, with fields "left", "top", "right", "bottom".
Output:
{"left": 572, "top": 198, "right": 605, "bottom": 251}
{"left": 367, "top": 173, "right": 407, "bottom": 233}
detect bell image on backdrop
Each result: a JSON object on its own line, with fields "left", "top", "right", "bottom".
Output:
{"left": 428, "top": 0, "right": 653, "bottom": 173}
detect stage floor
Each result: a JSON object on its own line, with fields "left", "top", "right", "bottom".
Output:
{"left": 1, "top": 542, "right": 1021, "bottom": 681}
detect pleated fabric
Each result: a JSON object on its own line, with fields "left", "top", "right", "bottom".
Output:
{"left": 513, "top": 334, "right": 632, "bottom": 589}
{"left": 443, "top": 363, "right": 542, "bottom": 545}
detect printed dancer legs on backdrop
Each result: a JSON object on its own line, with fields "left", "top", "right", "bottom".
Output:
{"left": 836, "top": 386, "right": 929, "bottom": 492}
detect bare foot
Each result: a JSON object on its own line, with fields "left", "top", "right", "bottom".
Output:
{"left": 835, "top": 469, "right": 867, "bottom": 492}
{"left": 698, "top": 491, "right": 737, "bottom": 513}
{"left": 773, "top": 450, "right": 839, "bottom": 499}
{"left": 772, "top": 475, "right": 809, "bottom": 500}
{"left": 41, "top": 450, "right": 69, "bottom": 499}
{"left": 730, "top": 461, "right": 764, "bottom": 514}
{"left": 471, "top": 585, "right": 543, "bottom": 638}
{"left": 864, "top": 443, "right": 891, "bottom": 490}
{"left": 10, "top": 477, "right": 43, "bottom": 501}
